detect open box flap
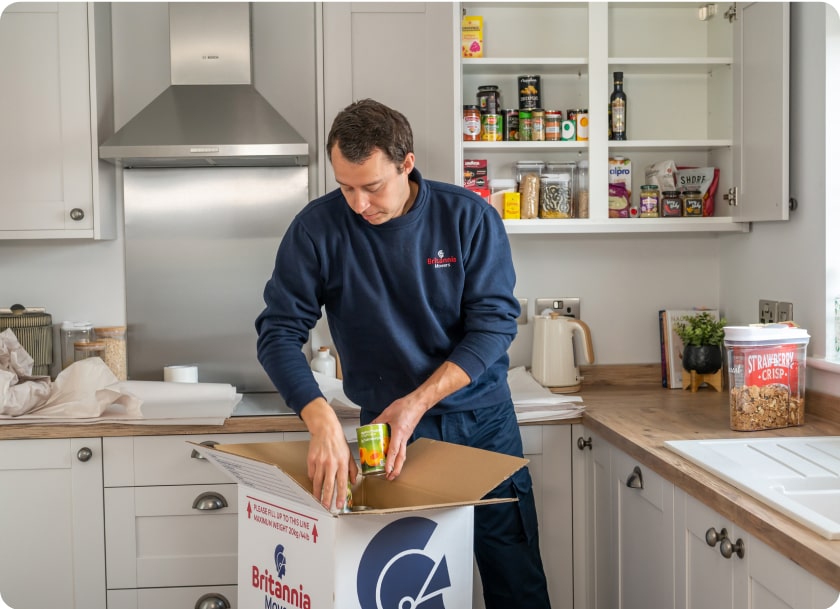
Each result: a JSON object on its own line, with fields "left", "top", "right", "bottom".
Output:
{"left": 189, "top": 438, "right": 528, "bottom": 515}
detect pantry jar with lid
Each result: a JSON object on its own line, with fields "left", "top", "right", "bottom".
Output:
{"left": 724, "top": 325, "right": 810, "bottom": 431}
{"left": 463, "top": 105, "right": 481, "bottom": 141}
{"left": 575, "top": 160, "right": 589, "bottom": 218}
{"left": 74, "top": 340, "right": 105, "bottom": 363}
{"left": 539, "top": 174, "right": 572, "bottom": 218}
{"left": 61, "top": 321, "right": 93, "bottom": 369}
{"left": 94, "top": 326, "right": 127, "bottom": 381}
{"left": 476, "top": 85, "right": 501, "bottom": 115}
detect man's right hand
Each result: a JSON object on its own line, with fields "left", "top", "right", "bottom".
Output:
{"left": 300, "top": 397, "right": 358, "bottom": 511}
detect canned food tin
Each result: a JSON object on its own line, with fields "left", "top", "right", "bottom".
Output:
{"left": 502, "top": 109, "right": 519, "bottom": 141}
{"left": 560, "top": 120, "right": 576, "bottom": 141}
{"left": 576, "top": 109, "right": 589, "bottom": 141}
{"left": 480, "top": 114, "right": 502, "bottom": 141}
{"left": 531, "top": 109, "right": 545, "bottom": 141}
{"left": 356, "top": 423, "right": 390, "bottom": 475}
{"left": 518, "top": 75, "right": 541, "bottom": 110}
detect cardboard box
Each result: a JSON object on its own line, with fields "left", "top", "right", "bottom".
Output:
{"left": 190, "top": 438, "right": 527, "bottom": 609}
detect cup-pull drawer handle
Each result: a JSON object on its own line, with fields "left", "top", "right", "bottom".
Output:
{"left": 625, "top": 465, "right": 644, "bottom": 489}
{"left": 192, "top": 492, "right": 228, "bottom": 511}
{"left": 191, "top": 440, "right": 219, "bottom": 460}
{"left": 195, "top": 592, "right": 231, "bottom": 609}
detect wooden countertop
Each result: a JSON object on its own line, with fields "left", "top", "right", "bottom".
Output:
{"left": 2, "top": 364, "right": 839, "bottom": 589}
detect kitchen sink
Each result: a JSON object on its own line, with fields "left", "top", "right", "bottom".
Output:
{"left": 665, "top": 437, "right": 840, "bottom": 540}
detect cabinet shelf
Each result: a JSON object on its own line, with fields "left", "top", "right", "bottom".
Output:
{"left": 464, "top": 141, "right": 588, "bottom": 152}
{"left": 608, "top": 139, "right": 732, "bottom": 152}
{"left": 609, "top": 57, "right": 732, "bottom": 74}
{"left": 503, "top": 217, "right": 749, "bottom": 235}
{"left": 463, "top": 57, "right": 588, "bottom": 76}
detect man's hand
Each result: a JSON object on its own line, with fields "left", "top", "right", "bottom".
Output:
{"left": 300, "top": 397, "right": 358, "bottom": 511}
{"left": 372, "top": 361, "right": 471, "bottom": 480}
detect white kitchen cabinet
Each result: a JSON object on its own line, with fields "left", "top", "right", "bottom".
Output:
{"left": 472, "top": 424, "right": 575, "bottom": 609}
{"left": 101, "top": 432, "right": 299, "bottom": 607}
{"left": 456, "top": 2, "right": 789, "bottom": 234}
{"left": 321, "top": 2, "right": 456, "bottom": 187}
{"left": 0, "top": 438, "right": 106, "bottom": 609}
{"left": 0, "top": 2, "right": 115, "bottom": 239}
{"left": 674, "top": 489, "right": 840, "bottom": 609}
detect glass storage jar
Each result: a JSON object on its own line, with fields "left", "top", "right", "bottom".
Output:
{"left": 94, "top": 326, "right": 128, "bottom": 381}
{"left": 60, "top": 321, "right": 93, "bottom": 369}
{"left": 74, "top": 340, "right": 105, "bottom": 363}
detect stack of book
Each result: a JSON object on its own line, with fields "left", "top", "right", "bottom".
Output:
{"left": 658, "top": 309, "right": 720, "bottom": 389}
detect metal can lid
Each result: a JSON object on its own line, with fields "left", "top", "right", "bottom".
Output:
{"left": 478, "top": 85, "right": 499, "bottom": 91}
{"left": 463, "top": 104, "right": 479, "bottom": 110}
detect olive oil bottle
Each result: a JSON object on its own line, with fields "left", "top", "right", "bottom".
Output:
{"left": 610, "top": 71, "right": 627, "bottom": 140}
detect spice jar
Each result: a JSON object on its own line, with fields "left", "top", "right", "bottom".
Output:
{"left": 639, "top": 185, "right": 660, "bottom": 218}
{"left": 531, "top": 109, "right": 546, "bottom": 141}
{"left": 60, "top": 321, "right": 93, "bottom": 369}
{"left": 545, "top": 111, "right": 562, "bottom": 141}
{"left": 94, "top": 326, "right": 128, "bottom": 381}
{"left": 463, "top": 105, "right": 481, "bottom": 141}
{"left": 74, "top": 340, "right": 105, "bottom": 363}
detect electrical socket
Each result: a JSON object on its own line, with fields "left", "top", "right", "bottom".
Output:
{"left": 535, "top": 297, "right": 580, "bottom": 319}
{"left": 516, "top": 298, "right": 528, "bottom": 325}
{"left": 778, "top": 301, "right": 794, "bottom": 322}
{"left": 759, "top": 299, "right": 777, "bottom": 324}
{"left": 758, "top": 300, "right": 794, "bottom": 324}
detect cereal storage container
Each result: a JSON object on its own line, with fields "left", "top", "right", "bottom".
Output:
{"left": 724, "top": 325, "right": 810, "bottom": 431}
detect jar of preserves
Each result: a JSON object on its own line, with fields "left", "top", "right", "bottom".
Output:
{"left": 94, "top": 326, "right": 128, "bottom": 381}
{"left": 531, "top": 109, "right": 545, "bottom": 141}
{"left": 463, "top": 105, "right": 481, "bottom": 141}
{"left": 74, "top": 340, "right": 105, "bottom": 363}
{"left": 639, "top": 185, "right": 660, "bottom": 218}
{"left": 682, "top": 190, "right": 703, "bottom": 216}
{"left": 544, "top": 111, "right": 562, "bottom": 141}
{"left": 477, "top": 85, "right": 501, "bottom": 115}
{"left": 660, "top": 190, "right": 682, "bottom": 217}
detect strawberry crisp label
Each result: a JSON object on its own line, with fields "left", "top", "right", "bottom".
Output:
{"left": 742, "top": 345, "right": 800, "bottom": 389}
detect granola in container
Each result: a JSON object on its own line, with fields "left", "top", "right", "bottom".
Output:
{"left": 724, "top": 324, "right": 809, "bottom": 431}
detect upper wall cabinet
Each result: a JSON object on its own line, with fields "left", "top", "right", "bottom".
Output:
{"left": 321, "top": 2, "right": 455, "bottom": 191}
{"left": 456, "top": 2, "right": 790, "bottom": 234}
{"left": 0, "top": 2, "right": 115, "bottom": 239}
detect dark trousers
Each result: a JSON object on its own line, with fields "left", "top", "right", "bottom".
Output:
{"left": 362, "top": 401, "right": 552, "bottom": 609}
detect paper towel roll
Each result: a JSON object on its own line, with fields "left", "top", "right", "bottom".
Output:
{"left": 163, "top": 365, "right": 198, "bottom": 383}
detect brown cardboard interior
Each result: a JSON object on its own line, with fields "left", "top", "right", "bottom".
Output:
{"left": 209, "top": 438, "right": 527, "bottom": 512}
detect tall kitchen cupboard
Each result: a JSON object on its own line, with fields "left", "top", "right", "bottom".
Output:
{"left": 0, "top": 438, "right": 106, "bottom": 609}
{"left": 0, "top": 2, "right": 115, "bottom": 239}
{"left": 321, "top": 2, "right": 455, "bottom": 191}
{"left": 456, "top": 2, "right": 789, "bottom": 234}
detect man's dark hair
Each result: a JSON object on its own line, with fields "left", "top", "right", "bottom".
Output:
{"left": 326, "top": 99, "right": 414, "bottom": 171}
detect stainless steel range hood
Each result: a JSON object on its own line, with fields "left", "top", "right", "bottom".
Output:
{"left": 100, "top": 3, "right": 308, "bottom": 168}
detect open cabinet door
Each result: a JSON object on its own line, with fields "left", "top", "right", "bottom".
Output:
{"left": 732, "top": 2, "right": 791, "bottom": 222}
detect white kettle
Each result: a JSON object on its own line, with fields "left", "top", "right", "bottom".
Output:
{"left": 531, "top": 313, "right": 595, "bottom": 393}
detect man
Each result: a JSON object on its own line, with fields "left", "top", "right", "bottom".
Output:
{"left": 256, "top": 99, "right": 551, "bottom": 608}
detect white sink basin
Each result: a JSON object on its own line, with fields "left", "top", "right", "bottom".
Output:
{"left": 665, "top": 437, "right": 840, "bottom": 540}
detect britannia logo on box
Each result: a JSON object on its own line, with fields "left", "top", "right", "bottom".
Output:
{"left": 357, "top": 517, "right": 452, "bottom": 609}
{"left": 252, "top": 543, "right": 311, "bottom": 608}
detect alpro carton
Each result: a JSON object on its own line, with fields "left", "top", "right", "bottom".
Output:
{"left": 190, "top": 438, "right": 526, "bottom": 609}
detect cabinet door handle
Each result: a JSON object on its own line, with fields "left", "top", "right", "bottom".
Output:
{"left": 195, "top": 592, "right": 231, "bottom": 609}
{"left": 625, "top": 465, "right": 644, "bottom": 489}
{"left": 719, "top": 535, "right": 746, "bottom": 559}
{"left": 191, "top": 440, "right": 219, "bottom": 460}
{"left": 705, "top": 526, "right": 727, "bottom": 547}
{"left": 192, "top": 492, "right": 228, "bottom": 511}
{"left": 76, "top": 447, "right": 93, "bottom": 462}
{"left": 69, "top": 208, "right": 85, "bottom": 221}
{"left": 577, "top": 436, "right": 593, "bottom": 450}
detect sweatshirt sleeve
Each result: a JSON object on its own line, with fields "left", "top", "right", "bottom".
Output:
{"left": 445, "top": 205, "right": 519, "bottom": 381}
{"left": 255, "top": 220, "right": 326, "bottom": 415}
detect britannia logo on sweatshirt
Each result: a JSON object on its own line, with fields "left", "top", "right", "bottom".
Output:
{"left": 427, "top": 249, "right": 457, "bottom": 268}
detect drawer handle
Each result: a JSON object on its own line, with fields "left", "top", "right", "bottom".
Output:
{"left": 192, "top": 492, "right": 228, "bottom": 511}
{"left": 69, "top": 208, "right": 85, "bottom": 221}
{"left": 719, "top": 535, "right": 746, "bottom": 560}
{"left": 77, "top": 447, "right": 93, "bottom": 462}
{"left": 195, "top": 592, "right": 231, "bottom": 609}
{"left": 577, "top": 436, "right": 592, "bottom": 450}
{"left": 625, "top": 465, "right": 644, "bottom": 489}
{"left": 705, "top": 526, "right": 727, "bottom": 548}
{"left": 191, "top": 440, "right": 219, "bottom": 460}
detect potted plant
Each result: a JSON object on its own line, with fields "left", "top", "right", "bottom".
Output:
{"left": 674, "top": 312, "right": 727, "bottom": 374}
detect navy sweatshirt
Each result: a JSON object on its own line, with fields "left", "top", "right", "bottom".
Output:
{"left": 255, "top": 168, "right": 519, "bottom": 416}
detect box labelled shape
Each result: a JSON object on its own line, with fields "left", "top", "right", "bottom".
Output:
{"left": 189, "top": 438, "right": 527, "bottom": 609}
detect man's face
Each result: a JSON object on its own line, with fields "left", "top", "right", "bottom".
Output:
{"left": 331, "top": 146, "right": 415, "bottom": 225}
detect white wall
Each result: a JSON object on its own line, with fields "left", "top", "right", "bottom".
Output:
{"left": 0, "top": 3, "right": 836, "bottom": 397}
